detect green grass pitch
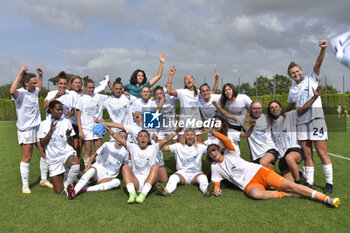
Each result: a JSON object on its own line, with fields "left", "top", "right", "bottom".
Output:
{"left": 0, "top": 117, "right": 349, "bottom": 232}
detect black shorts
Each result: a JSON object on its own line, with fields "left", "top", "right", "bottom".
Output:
{"left": 252, "top": 149, "right": 279, "bottom": 165}
{"left": 72, "top": 124, "right": 79, "bottom": 139}
{"left": 278, "top": 147, "right": 305, "bottom": 171}
{"left": 228, "top": 124, "right": 242, "bottom": 131}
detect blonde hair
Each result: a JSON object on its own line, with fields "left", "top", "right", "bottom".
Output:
{"left": 243, "top": 100, "right": 263, "bottom": 129}
{"left": 181, "top": 128, "right": 198, "bottom": 150}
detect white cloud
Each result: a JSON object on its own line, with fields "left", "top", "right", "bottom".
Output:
{"left": 259, "top": 14, "right": 284, "bottom": 32}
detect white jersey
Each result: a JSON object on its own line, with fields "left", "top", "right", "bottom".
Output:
{"left": 130, "top": 98, "right": 157, "bottom": 113}
{"left": 124, "top": 123, "right": 142, "bottom": 144}
{"left": 94, "top": 142, "right": 129, "bottom": 177}
{"left": 126, "top": 142, "right": 160, "bottom": 175}
{"left": 153, "top": 93, "right": 178, "bottom": 132}
{"left": 211, "top": 149, "right": 262, "bottom": 191}
{"left": 271, "top": 110, "right": 300, "bottom": 157}
{"left": 223, "top": 94, "right": 252, "bottom": 126}
{"left": 67, "top": 90, "right": 83, "bottom": 125}
{"left": 38, "top": 117, "right": 76, "bottom": 164}
{"left": 75, "top": 93, "right": 108, "bottom": 130}
{"left": 101, "top": 95, "right": 133, "bottom": 128}
{"left": 14, "top": 87, "right": 41, "bottom": 131}
{"left": 44, "top": 90, "right": 75, "bottom": 120}
{"left": 199, "top": 94, "right": 221, "bottom": 119}
{"left": 176, "top": 89, "right": 202, "bottom": 128}
{"left": 204, "top": 131, "right": 241, "bottom": 156}
{"left": 236, "top": 114, "right": 276, "bottom": 161}
{"left": 169, "top": 143, "right": 207, "bottom": 173}
{"left": 287, "top": 70, "right": 324, "bottom": 124}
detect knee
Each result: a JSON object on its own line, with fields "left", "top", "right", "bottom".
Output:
{"left": 54, "top": 187, "right": 63, "bottom": 194}
{"left": 111, "top": 179, "right": 121, "bottom": 188}
{"left": 247, "top": 189, "right": 262, "bottom": 199}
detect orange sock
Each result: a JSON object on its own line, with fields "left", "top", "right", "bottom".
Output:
{"left": 311, "top": 190, "right": 329, "bottom": 203}
{"left": 271, "top": 191, "right": 286, "bottom": 198}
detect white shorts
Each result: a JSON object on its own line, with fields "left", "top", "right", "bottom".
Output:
{"left": 175, "top": 170, "right": 203, "bottom": 184}
{"left": 135, "top": 173, "right": 148, "bottom": 192}
{"left": 92, "top": 164, "right": 118, "bottom": 183}
{"left": 155, "top": 151, "right": 165, "bottom": 167}
{"left": 156, "top": 131, "right": 178, "bottom": 140}
{"left": 82, "top": 127, "right": 101, "bottom": 141}
{"left": 297, "top": 118, "right": 328, "bottom": 141}
{"left": 49, "top": 152, "right": 77, "bottom": 177}
{"left": 17, "top": 126, "right": 39, "bottom": 144}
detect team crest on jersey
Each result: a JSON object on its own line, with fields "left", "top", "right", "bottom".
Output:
{"left": 143, "top": 111, "right": 161, "bottom": 129}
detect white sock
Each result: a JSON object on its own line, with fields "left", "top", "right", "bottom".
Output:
{"left": 305, "top": 166, "right": 314, "bottom": 185}
{"left": 74, "top": 168, "right": 96, "bottom": 194}
{"left": 20, "top": 161, "right": 30, "bottom": 187}
{"left": 322, "top": 163, "right": 333, "bottom": 185}
{"left": 64, "top": 165, "right": 80, "bottom": 188}
{"left": 40, "top": 157, "right": 49, "bottom": 181}
{"left": 166, "top": 174, "right": 180, "bottom": 194}
{"left": 141, "top": 183, "right": 152, "bottom": 196}
{"left": 126, "top": 183, "right": 136, "bottom": 194}
{"left": 197, "top": 174, "right": 209, "bottom": 193}
{"left": 87, "top": 179, "right": 120, "bottom": 192}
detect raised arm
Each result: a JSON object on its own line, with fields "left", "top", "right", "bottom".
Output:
{"left": 105, "top": 125, "right": 127, "bottom": 148}
{"left": 166, "top": 65, "right": 178, "bottom": 96}
{"left": 313, "top": 40, "right": 327, "bottom": 76}
{"left": 43, "top": 90, "right": 65, "bottom": 109}
{"left": 10, "top": 66, "right": 28, "bottom": 98}
{"left": 297, "top": 85, "right": 323, "bottom": 116}
{"left": 212, "top": 100, "right": 236, "bottom": 120}
{"left": 158, "top": 127, "right": 182, "bottom": 150}
{"left": 202, "top": 127, "right": 235, "bottom": 151}
{"left": 94, "top": 117, "right": 126, "bottom": 131}
{"left": 210, "top": 69, "right": 220, "bottom": 94}
{"left": 150, "top": 53, "right": 166, "bottom": 87}
{"left": 283, "top": 103, "right": 296, "bottom": 114}
{"left": 36, "top": 68, "right": 43, "bottom": 91}
{"left": 240, "top": 120, "right": 256, "bottom": 138}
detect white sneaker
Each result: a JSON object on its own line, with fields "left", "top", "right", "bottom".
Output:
{"left": 327, "top": 197, "right": 340, "bottom": 208}
{"left": 40, "top": 180, "right": 53, "bottom": 189}
{"left": 22, "top": 186, "right": 31, "bottom": 194}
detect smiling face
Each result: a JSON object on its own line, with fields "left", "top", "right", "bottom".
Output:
{"left": 56, "top": 78, "right": 68, "bottom": 91}
{"left": 184, "top": 130, "right": 196, "bottom": 146}
{"left": 184, "top": 75, "right": 194, "bottom": 89}
{"left": 288, "top": 66, "right": 303, "bottom": 84}
{"left": 72, "top": 78, "right": 82, "bottom": 92}
{"left": 141, "top": 87, "right": 151, "bottom": 101}
{"left": 85, "top": 82, "right": 95, "bottom": 95}
{"left": 137, "top": 131, "right": 150, "bottom": 149}
{"left": 137, "top": 71, "right": 145, "bottom": 84}
{"left": 207, "top": 145, "right": 222, "bottom": 163}
{"left": 50, "top": 103, "right": 63, "bottom": 120}
{"left": 113, "top": 83, "right": 123, "bottom": 98}
{"left": 213, "top": 117, "right": 223, "bottom": 131}
{"left": 200, "top": 85, "right": 211, "bottom": 101}
{"left": 251, "top": 101, "right": 263, "bottom": 119}
{"left": 269, "top": 102, "right": 282, "bottom": 118}
{"left": 224, "top": 85, "right": 233, "bottom": 99}
{"left": 155, "top": 88, "right": 164, "bottom": 101}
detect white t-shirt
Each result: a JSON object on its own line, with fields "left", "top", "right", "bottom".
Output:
{"left": 153, "top": 93, "right": 178, "bottom": 132}
{"left": 130, "top": 98, "right": 157, "bottom": 113}
{"left": 204, "top": 131, "right": 241, "bottom": 156}
{"left": 101, "top": 95, "right": 133, "bottom": 127}
{"left": 176, "top": 89, "right": 202, "bottom": 128}
{"left": 223, "top": 94, "right": 252, "bottom": 126}
{"left": 75, "top": 93, "right": 108, "bottom": 130}
{"left": 38, "top": 117, "right": 76, "bottom": 164}
{"left": 14, "top": 87, "right": 41, "bottom": 131}
{"left": 126, "top": 142, "right": 160, "bottom": 175}
{"left": 94, "top": 142, "right": 129, "bottom": 177}
{"left": 67, "top": 90, "right": 83, "bottom": 125}
{"left": 236, "top": 114, "right": 276, "bottom": 161}
{"left": 287, "top": 70, "right": 324, "bottom": 124}
{"left": 44, "top": 90, "right": 75, "bottom": 120}
{"left": 169, "top": 143, "right": 207, "bottom": 173}
{"left": 211, "top": 149, "right": 262, "bottom": 191}
{"left": 124, "top": 123, "right": 142, "bottom": 144}
{"left": 271, "top": 110, "right": 300, "bottom": 157}
{"left": 199, "top": 94, "right": 221, "bottom": 120}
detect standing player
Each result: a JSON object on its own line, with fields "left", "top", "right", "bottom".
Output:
{"left": 67, "top": 130, "right": 129, "bottom": 199}
{"left": 130, "top": 86, "right": 157, "bottom": 113}
{"left": 204, "top": 128, "right": 340, "bottom": 208}
{"left": 10, "top": 66, "right": 52, "bottom": 194}
{"left": 124, "top": 53, "right": 166, "bottom": 98}
{"left": 38, "top": 101, "right": 80, "bottom": 194}
{"left": 285, "top": 40, "right": 333, "bottom": 193}
{"left": 76, "top": 77, "right": 108, "bottom": 166}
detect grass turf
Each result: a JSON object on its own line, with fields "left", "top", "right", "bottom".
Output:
{"left": 0, "top": 117, "right": 349, "bottom": 232}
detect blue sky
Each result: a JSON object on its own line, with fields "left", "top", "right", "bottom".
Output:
{"left": 0, "top": 0, "right": 349, "bottom": 92}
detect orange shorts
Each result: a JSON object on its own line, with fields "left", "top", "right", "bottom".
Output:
{"left": 245, "top": 167, "right": 285, "bottom": 193}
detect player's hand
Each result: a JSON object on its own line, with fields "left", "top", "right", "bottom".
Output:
{"left": 319, "top": 40, "right": 327, "bottom": 48}
{"left": 124, "top": 91, "right": 130, "bottom": 98}
{"left": 212, "top": 100, "right": 218, "bottom": 107}
{"left": 36, "top": 67, "right": 43, "bottom": 76}
{"left": 312, "top": 85, "right": 323, "bottom": 97}
{"left": 50, "top": 120, "right": 57, "bottom": 133}
{"left": 79, "top": 130, "right": 85, "bottom": 139}
{"left": 214, "top": 70, "right": 220, "bottom": 80}
{"left": 66, "top": 128, "right": 72, "bottom": 137}
{"left": 55, "top": 90, "right": 65, "bottom": 99}
{"left": 83, "top": 163, "right": 91, "bottom": 173}
{"left": 169, "top": 65, "right": 176, "bottom": 76}
{"left": 151, "top": 133, "right": 158, "bottom": 142}
{"left": 159, "top": 53, "right": 166, "bottom": 63}
{"left": 19, "top": 66, "right": 29, "bottom": 75}
{"left": 249, "top": 119, "right": 256, "bottom": 127}
{"left": 214, "top": 189, "right": 222, "bottom": 196}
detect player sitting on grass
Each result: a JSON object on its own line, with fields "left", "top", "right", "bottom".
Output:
{"left": 67, "top": 130, "right": 129, "bottom": 200}
{"left": 203, "top": 127, "right": 340, "bottom": 208}
{"left": 38, "top": 100, "right": 80, "bottom": 194}
{"left": 111, "top": 124, "right": 181, "bottom": 204}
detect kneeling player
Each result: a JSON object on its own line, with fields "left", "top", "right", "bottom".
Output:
{"left": 67, "top": 130, "right": 129, "bottom": 200}
{"left": 38, "top": 100, "right": 80, "bottom": 194}
{"left": 204, "top": 127, "right": 340, "bottom": 208}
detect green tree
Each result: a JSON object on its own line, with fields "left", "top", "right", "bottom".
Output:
{"left": 273, "top": 74, "right": 292, "bottom": 94}
{"left": 253, "top": 75, "right": 272, "bottom": 96}
{"left": 0, "top": 84, "right": 49, "bottom": 99}
{"left": 323, "top": 84, "right": 339, "bottom": 94}
{"left": 49, "top": 72, "right": 76, "bottom": 85}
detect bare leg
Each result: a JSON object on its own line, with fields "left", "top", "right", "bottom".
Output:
{"left": 52, "top": 173, "right": 64, "bottom": 194}
{"left": 158, "top": 166, "right": 168, "bottom": 183}
{"left": 285, "top": 152, "right": 302, "bottom": 181}
{"left": 259, "top": 152, "right": 275, "bottom": 170}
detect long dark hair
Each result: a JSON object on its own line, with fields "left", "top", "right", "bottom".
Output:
{"left": 220, "top": 83, "right": 238, "bottom": 107}
{"left": 267, "top": 100, "right": 285, "bottom": 124}
{"left": 130, "top": 69, "right": 147, "bottom": 85}
{"left": 214, "top": 115, "right": 228, "bottom": 136}
{"left": 19, "top": 72, "right": 36, "bottom": 89}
